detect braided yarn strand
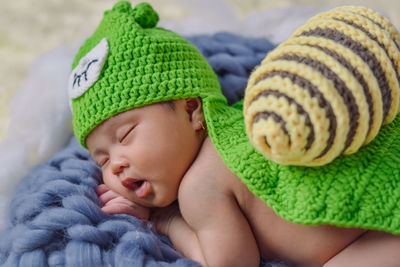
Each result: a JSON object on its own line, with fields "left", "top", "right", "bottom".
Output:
{"left": 244, "top": 6, "right": 400, "bottom": 166}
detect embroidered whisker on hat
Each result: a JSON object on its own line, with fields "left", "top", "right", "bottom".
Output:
{"left": 244, "top": 6, "right": 400, "bottom": 166}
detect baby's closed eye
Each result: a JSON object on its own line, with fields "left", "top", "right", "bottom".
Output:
{"left": 98, "top": 157, "right": 109, "bottom": 167}
{"left": 118, "top": 124, "right": 136, "bottom": 144}
{"left": 92, "top": 153, "right": 109, "bottom": 167}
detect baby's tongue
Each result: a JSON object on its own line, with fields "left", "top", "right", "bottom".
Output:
{"left": 135, "top": 181, "right": 151, "bottom": 198}
{"left": 122, "top": 179, "right": 151, "bottom": 198}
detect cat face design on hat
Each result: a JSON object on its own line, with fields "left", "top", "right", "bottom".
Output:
{"left": 68, "top": 38, "right": 109, "bottom": 105}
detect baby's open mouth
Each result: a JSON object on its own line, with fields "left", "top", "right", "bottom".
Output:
{"left": 122, "top": 178, "right": 151, "bottom": 198}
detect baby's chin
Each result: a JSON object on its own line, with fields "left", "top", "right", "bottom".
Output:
{"left": 143, "top": 184, "right": 180, "bottom": 208}
{"left": 124, "top": 190, "right": 177, "bottom": 209}
{"left": 148, "top": 195, "right": 178, "bottom": 208}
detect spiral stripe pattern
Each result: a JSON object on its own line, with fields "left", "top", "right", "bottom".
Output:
{"left": 244, "top": 6, "right": 400, "bottom": 166}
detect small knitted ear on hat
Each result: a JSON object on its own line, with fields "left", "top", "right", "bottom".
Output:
{"left": 244, "top": 6, "right": 400, "bottom": 166}
{"left": 111, "top": 1, "right": 132, "bottom": 13}
{"left": 132, "top": 2, "right": 159, "bottom": 28}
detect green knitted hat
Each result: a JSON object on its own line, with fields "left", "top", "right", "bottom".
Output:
{"left": 69, "top": 2, "right": 400, "bottom": 235}
{"left": 68, "top": 1, "right": 225, "bottom": 147}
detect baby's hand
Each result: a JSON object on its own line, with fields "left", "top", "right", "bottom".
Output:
{"left": 96, "top": 184, "right": 150, "bottom": 221}
{"left": 150, "top": 201, "right": 180, "bottom": 236}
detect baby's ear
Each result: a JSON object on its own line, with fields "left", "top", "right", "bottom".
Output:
{"left": 185, "top": 98, "right": 205, "bottom": 130}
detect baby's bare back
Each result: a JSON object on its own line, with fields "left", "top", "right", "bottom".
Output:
{"left": 186, "top": 136, "right": 366, "bottom": 266}
{"left": 242, "top": 188, "right": 365, "bottom": 265}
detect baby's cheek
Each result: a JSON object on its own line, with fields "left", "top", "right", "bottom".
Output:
{"left": 102, "top": 173, "right": 135, "bottom": 203}
{"left": 102, "top": 172, "right": 120, "bottom": 194}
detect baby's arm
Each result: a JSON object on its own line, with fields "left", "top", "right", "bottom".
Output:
{"left": 96, "top": 184, "right": 150, "bottom": 221}
{"left": 151, "top": 202, "right": 208, "bottom": 263}
{"left": 323, "top": 230, "right": 400, "bottom": 267}
{"left": 161, "top": 175, "right": 260, "bottom": 267}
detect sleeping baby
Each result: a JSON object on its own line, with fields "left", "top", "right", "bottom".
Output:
{"left": 68, "top": 2, "right": 400, "bottom": 266}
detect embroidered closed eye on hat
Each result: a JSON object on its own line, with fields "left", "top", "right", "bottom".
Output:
{"left": 69, "top": 2, "right": 400, "bottom": 235}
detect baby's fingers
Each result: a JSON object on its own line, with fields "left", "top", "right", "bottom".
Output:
{"left": 96, "top": 184, "right": 110, "bottom": 195}
{"left": 102, "top": 201, "right": 150, "bottom": 221}
{"left": 98, "top": 187, "right": 123, "bottom": 205}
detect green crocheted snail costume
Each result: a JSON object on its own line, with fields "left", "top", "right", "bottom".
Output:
{"left": 69, "top": 2, "right": 400, "bottom": 234}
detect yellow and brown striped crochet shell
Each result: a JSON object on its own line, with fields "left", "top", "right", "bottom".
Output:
{"left": 244, "top": 6, "right": 400, "bottom": 166}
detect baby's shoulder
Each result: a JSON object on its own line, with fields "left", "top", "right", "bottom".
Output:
{"left": 178, "top": 137, "right": 251, "bottom": 227}
{"left": 178, "top": 136, "right": 244, "bottom": 204}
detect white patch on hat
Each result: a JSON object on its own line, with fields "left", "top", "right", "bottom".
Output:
{"left": 68, "top": 38, "right": 109, "bottom": 103}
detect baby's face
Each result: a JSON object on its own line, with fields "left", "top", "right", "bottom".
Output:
{"left": 86, "top": 100, "right": 204, "bottom": 207}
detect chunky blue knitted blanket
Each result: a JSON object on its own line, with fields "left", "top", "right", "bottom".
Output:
{"left": 0, "top": 33, "right": 288, "bottom": 267}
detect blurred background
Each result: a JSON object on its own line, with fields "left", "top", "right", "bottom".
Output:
{"left": 0, "top": 0, "right": 399, "bottom": 232}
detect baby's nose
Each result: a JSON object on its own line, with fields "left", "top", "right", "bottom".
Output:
{"left": 111, "top": 158, "right": 129, "bottom": 175}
